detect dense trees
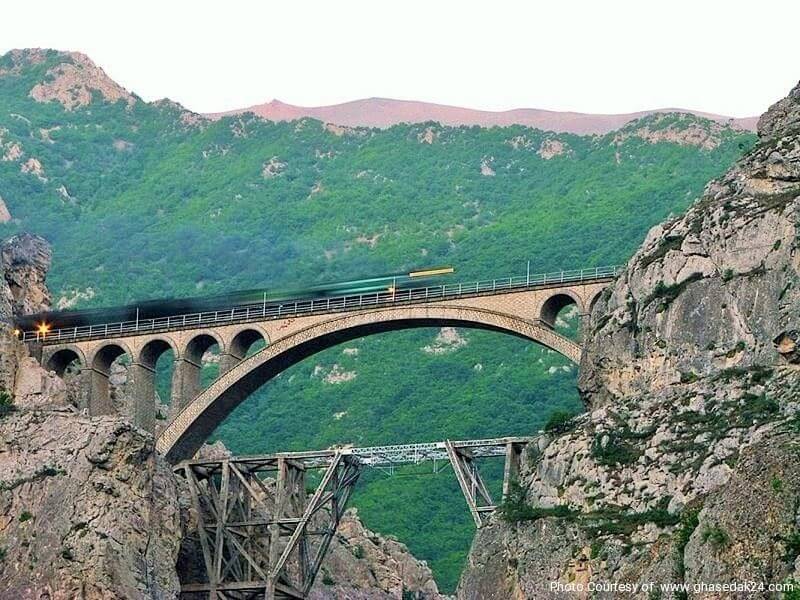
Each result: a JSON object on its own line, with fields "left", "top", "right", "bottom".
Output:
{"left": 0, "top": 53, "right": 755, "bottom": 590}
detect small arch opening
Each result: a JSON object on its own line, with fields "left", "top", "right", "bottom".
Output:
{"left": 230, "top": 329, "right": 268, "bottom": 359}
{"left": 540, "top": 293, "right": 581, "bottom": 340}
{"left": 47, "top": 348, "right": 82, "bottom": 378}
{"left": 90, "top": 343, "right": 131, "bottom": 416}
{"left": 138, "top": 339, "right": 177, "bottom": 427}
{"left": 46, "top": 348, "right": 84, "bottom": 409}
{"left": 173, "top": 334, "right": 223, "bottom": 411}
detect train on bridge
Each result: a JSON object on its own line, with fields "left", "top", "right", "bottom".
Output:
{"left": 14, "top": 266, "right": 455, "bottom": 337}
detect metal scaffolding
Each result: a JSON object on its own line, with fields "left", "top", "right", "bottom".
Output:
{"left": 177, "top": 436, "right": 533, "bottom": 599}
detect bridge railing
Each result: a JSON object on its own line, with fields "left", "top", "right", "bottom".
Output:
{"left": 23, "top": 265, "right": 621, "bottom": 343}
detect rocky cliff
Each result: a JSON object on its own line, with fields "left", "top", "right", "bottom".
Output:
{"left": 0, "top": 235, "right": 442, "bottom": 599}
{"left": 0, "top": 235, "right": 184, "bottom": 599}
{"left": 0, "top": 407, "right": 183, "bottom": 599}
{"left": 457, "top": 82, "right": 800, "bottom": 598}
{"left": 0, "top": 233, "right": 50, "bottom": 323}
{"left": 309, "top": 508, "right": 443, "bottom": 599}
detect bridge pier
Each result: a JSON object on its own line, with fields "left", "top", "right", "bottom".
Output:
{"left": 171, "top": 357, "right": 202, "bottom": 416}
{"left": 218, "top": 351, "right": 243, "bottom": 377}
{"left": 502, "top": 440, "right": 524, "bottom": 500}
{"left": 445, "top": 441, "right": 496, "bottom": 527}
{"left": 130, "top": 361, "right": 157, "bottom": 433}
{"left": 88, "top": 366, "right": 116, "bottom": 416}
{"left": 73, "top": 367, "right": 91, "bottom": 413}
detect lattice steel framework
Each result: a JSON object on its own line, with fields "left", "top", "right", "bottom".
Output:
{"left": 178, "top": 453, "right": 361, "bottom": 599}
{"left": 177, "top": 437, "right": 532, "bottom": 599}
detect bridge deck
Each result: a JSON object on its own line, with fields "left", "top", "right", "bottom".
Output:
{"left": 26, "top": 265, "right": 619, "bottom": 345}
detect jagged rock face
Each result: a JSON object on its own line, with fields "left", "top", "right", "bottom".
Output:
{"left": 458, "top": 82, "right": 800, "bottom": 598}
{"left": 0, "top": 323, "right": 27, "bottom": 393}
{"left": 579, "top": 81, "right": 800, "bottom": 407}
{"left": 458, "top": 433, "right": 800, "bottom": 599}
{"left": 310, "top": 509, "right": 443, "bottom": 599}
{"left": 25, "top": 50, "right": 137, "bottom": 111}
{"left": 0, "top": 406, "right": 182, "bottom": 599}
{"left": 0, "top": 233, "right": 51, "bottom": 320}
{"left": 757, "top": 82, "right": 800, "bottom": 140}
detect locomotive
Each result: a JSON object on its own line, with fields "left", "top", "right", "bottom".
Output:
{"left": 14, "top": 266, "right": 455, "bottom": 335}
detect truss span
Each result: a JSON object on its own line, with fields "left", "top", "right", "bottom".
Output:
{"left": 177, "top": 436, "right": 533, "bottom": 598}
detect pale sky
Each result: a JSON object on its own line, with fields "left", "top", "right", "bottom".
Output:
{"left": 3, "top": 0, "right": 799, "bottom": 117}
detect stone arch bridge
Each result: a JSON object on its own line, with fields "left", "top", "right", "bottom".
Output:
{"left": 26, "top": 267, "right": 617, "bottom": 463}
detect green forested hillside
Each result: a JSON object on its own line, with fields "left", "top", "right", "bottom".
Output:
{"left": 0, "top": 50, "right": 755, "bottom": 590}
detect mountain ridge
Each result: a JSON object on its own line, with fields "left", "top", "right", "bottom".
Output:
{"left": 1, "top": 48, "right": 758, "bottom": 135}
{"left": 208, "top": 96, "right": 759, "bottom": 135}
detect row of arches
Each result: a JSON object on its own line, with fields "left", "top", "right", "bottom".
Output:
{"left": 42, "top": 286, "right": 604, "bottom": 447}
{"left": 46, "top": 328, "right": 268, "bottom": 432}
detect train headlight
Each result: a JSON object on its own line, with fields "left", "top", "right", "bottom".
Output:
{"left": 37, "top": 322, "right": 51, "bottom": 338}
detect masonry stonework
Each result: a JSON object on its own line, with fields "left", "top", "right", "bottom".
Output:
{"left": 32, "top": 282, "right": 609, "bottom": 461}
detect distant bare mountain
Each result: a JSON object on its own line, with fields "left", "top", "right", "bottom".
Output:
{"left": 208, "top": 97, "right": 758, "bottom": 134}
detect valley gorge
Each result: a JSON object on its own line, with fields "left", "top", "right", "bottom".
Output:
{"left": 0, "top": 47, "right": 798, "bottom": 599}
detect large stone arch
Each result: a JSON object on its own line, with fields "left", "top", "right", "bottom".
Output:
{"left": 157, "top": 305, "right": 581, "bottom": 462}
{"left": 89, "top": 341, "right": 132, "bottom": 416}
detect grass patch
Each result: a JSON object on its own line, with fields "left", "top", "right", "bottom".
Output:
{"left": 648, "top": 273, "right": 704, "bottom": 312}
{"left": 781, "top": 532, "right": 800, "bottom": 564}
{"left": 544, "top": 410, "right": 580, "bottom": 434}
{"left": 714, "top": 365, "right": 773, "bottom": 385}
{"left": 782, "top": 579, "right": 800, "bottom": 600}
{"left": 0, "top": 464, "right": 66, "bottom": 492}
{"left": 591, "top": 431, "right": 642, "bottom": 466}
{"left": 640, "top": 235, "right": 684, "bottom": 270}
{"left": 701, "top": 524, "right": 730, "bottom": 549}
{"left": 725, "top": 340, "right": 747, "bottom": 357}
{"left": 0, "top": 389, "right": 14, "bottom": 417}
{"left": 733, "top": 393, "right": 780, "bottom": 426}
{"left": 584, "top": 504, "right": 679, "bottom": 538}
{"left": 498, "top": 481, "right": 577, "bottom": 523}
{"left": 500, "top": 484, "right": 682, "bottom": 541}
{"left": 674, "top": 507, "right": 701, "bottom": 580}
